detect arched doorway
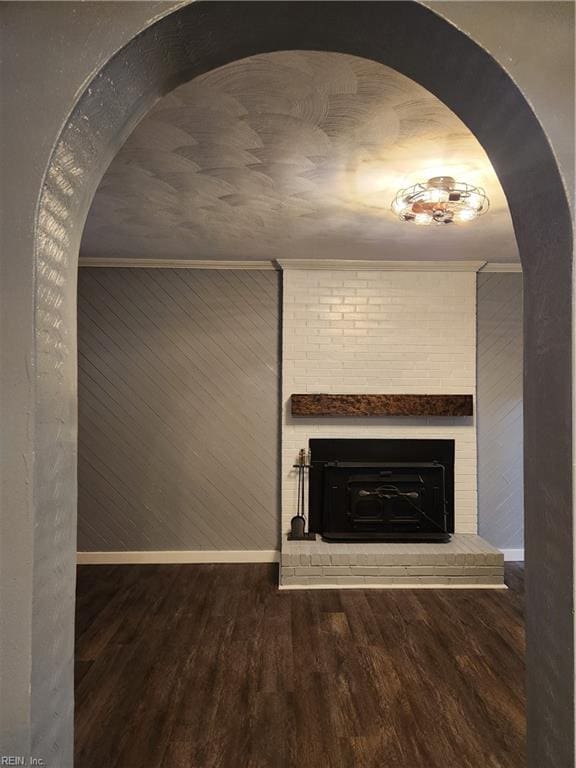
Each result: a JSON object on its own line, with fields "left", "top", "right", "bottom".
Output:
{"left": 31, "top": 3, "right": 573, "bottom": 765}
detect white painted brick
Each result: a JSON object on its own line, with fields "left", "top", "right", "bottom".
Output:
{"left": 331, "top": 553, "right": 355, "bottom": 566}
{"left": 294, "top": 566, "right": 323, "bottom": 576}
{"left": 411, "top": 576, "right": 453, "bottom": 584}
{"left": 355, "top": 566, "right": 410, "bottom": 576}
{"left": 333, "top": 576, "right": 366, "bottom": 585}
{"left": 282, "top": 270, "right": 477, "bottom": 534}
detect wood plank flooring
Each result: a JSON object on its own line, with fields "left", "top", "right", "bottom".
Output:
{"left": 75, "top": 563, "right": 525, "bottom": 768}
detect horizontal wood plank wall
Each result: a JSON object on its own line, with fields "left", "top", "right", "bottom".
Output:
{"left": 77, "top": 268, "right": 280, "bottom": 552}
{"left": 477, "top": 273, "right": 524, "bottom": 550}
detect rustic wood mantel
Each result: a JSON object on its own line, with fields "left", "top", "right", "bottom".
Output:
{"left": 290, "top": 394, "right": 473, "bottom": 417}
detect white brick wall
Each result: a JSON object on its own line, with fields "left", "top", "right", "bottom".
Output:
{"left": 282, "top": 269, "right": 477, "bottom": 535}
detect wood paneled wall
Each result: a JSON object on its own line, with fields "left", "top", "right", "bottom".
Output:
{"left": 477, "top": 273, "right": 524, "bottom": 550}
{"left": 77, "top": 268, "right": 280, "bottom": 551}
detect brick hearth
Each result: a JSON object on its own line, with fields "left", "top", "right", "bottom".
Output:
{"left": 280, "top": 534, "right": 505, "bottom": 588}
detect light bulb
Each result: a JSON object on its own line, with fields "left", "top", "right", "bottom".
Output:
{"left": 426, "top": 188, "right": 449, "bottom": 204}
{"left": 455, "top": 208, "right": 477, "bottom": 222}
{"left": 392, "top": 197, "right": 409, "bottom": 215}
{"left": 467, "top": 192, "right": 484, "bottom": 211}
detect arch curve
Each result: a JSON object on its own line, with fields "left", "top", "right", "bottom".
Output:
{"left": 34, "top": 3, "right": 573, "bottom": 766}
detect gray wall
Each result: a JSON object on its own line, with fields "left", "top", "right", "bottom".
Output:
{"left": 77, "top": 268, "right": 279, "bottom": 551}
{"left": 477, "top": 273, "right": 524, "bottom": 550}
{"left": 0, "top": 3, "right": 572, "bottom": 766}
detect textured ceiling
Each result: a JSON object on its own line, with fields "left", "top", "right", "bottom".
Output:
{"left": 81, "top": 51, "right": 519, "bottom": 263}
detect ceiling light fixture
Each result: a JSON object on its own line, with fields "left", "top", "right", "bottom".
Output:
{"left": 391, "top": 176, "right": 489, "bottom": 225}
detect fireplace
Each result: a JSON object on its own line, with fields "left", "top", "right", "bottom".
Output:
{"left": 308, "top": 439, "right": 454, "bottom": 542}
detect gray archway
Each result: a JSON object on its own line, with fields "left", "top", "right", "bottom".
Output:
{"left": 32, "top": 2, "right": 573, "bottom": 765}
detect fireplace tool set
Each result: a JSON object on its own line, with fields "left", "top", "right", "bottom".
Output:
{"left": 288, "top": 448, "right": 316, "bottom": 541}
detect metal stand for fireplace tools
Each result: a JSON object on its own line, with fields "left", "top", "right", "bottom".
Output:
{"left": 288, "top": 448, "right": 316, "bottom": 541}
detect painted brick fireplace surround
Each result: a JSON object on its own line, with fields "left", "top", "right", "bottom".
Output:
{"left": 280, "top": 265, "right": 502, "bottom": 588}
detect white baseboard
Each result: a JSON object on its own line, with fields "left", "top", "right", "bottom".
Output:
{"left": 279, "top": 583, "right": 508, "bottom": 591}
{"left": 500, "top": 548, "right": 524, "bottom": 562}
{"left": 77, "top": 550, "right": 280, "bottom": 565}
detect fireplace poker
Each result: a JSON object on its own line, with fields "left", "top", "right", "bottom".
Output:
{"left": 288, "top": 448, "right": 316, "bottom": 541}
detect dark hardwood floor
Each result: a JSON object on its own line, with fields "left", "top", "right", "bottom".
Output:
{"left": 75, "top": 563, "right": 525, "bottom": 768}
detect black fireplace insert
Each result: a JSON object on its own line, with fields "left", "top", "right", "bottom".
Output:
{"left": 308, "top": 439, "right": 454, "bottom": 542}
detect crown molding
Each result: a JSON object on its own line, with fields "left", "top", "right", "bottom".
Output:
{"left": 78, "top": 257, "right": 278, "bottom": 270}
{"left": 77, "top": 257, "right": 521, "bottom": 273}
{"left": 276, "top": 259, "right": 487, "bottom": 272}
{"left": 478, "top": 262, "right": 523, "bottom": 273}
